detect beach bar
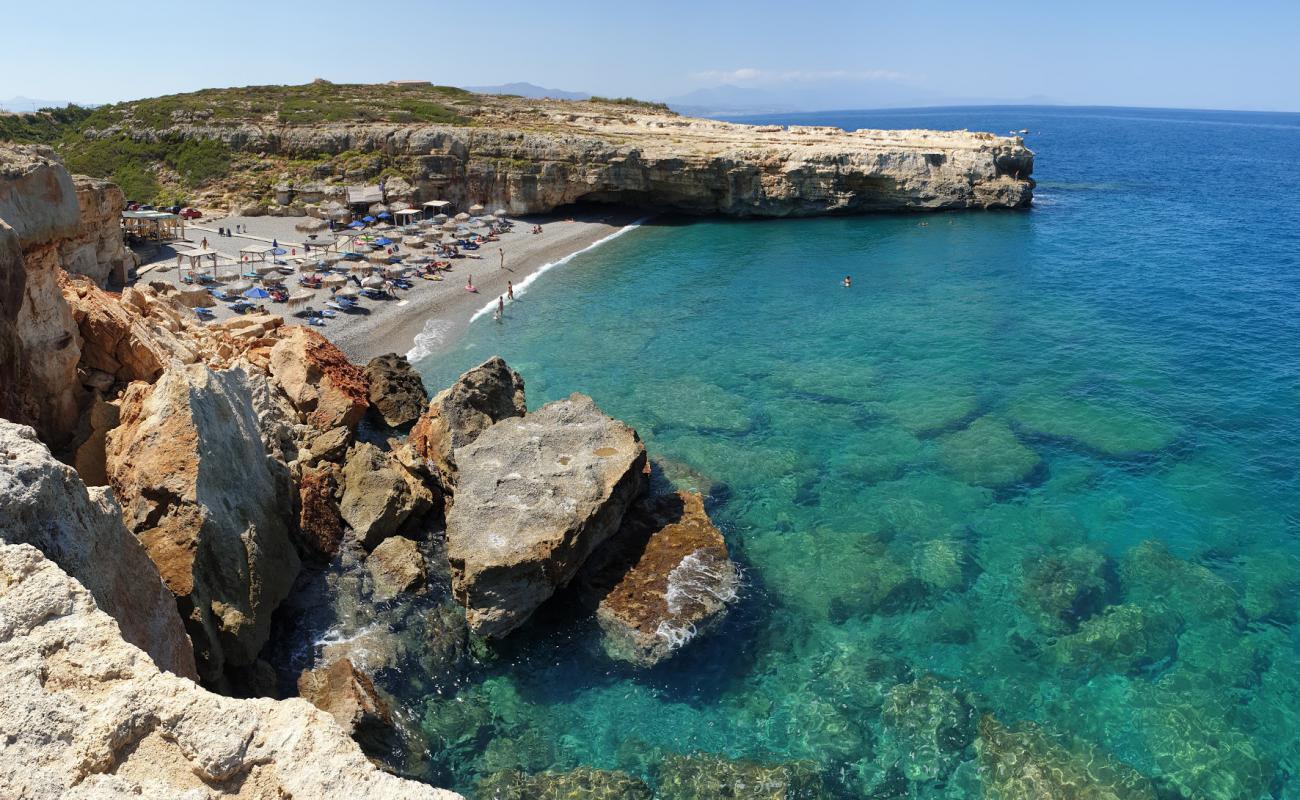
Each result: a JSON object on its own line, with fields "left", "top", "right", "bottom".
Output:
{"left": 422, "top": 200, "right": 452, "bottom": 219}
{"left": 122, "top": 209, "right": 183, "bottom": 240}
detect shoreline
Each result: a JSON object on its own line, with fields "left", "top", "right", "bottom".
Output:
{"left": 134, "top": 207, "right": 646, "bottom": 367}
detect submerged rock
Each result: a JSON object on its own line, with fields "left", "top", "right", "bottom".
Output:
{"left": 0, "top": 421, "right": 196, "bottom": 679}
{"left": 1020, "top": 546, "right": 1118, "bottom": 632}
{"left": 476, "top": 767, "right": 652, "bottom": 800}
{"left": 976, "top": 715, "right": 1157, "bottom": 800}
{"left": 0, "top": 543, "right": 459, "bottom": 800}
{"left": 340, "top": 441, "right": 436, "bottom": 550}
{"left": 579, "top": 490, "right": 739, "bottom": 666}
{"left": 880, "top": 675, "right": 979, "bottom": 782}
{"left": 447, "top": 393, "right": 646, "bottom": 637}
{"left": 1049, "top": 603, "right": 1181, "bottom": 674}
{"left": 407, "top": 356, "right": 526, "bottom": 486}
{"left": 656, "top": 753, "right": 827, "bottom": 800}
{"left": 1120, "top": 539, "right": 1239, "bottom": 621}
{"left": 365, "top": 352, "right": 429, "bottom": 428}
{"left": 938, "top": 416, "right": 1041, "bottom": 489}
{"left": 106, "top": 363, "right": 299, "bottom": 687}
{"left": 1008, "top": 395, "right": 1177, "bottom": 458}
{"left": 368, "top": 535, "right": 428, "bottom": 600}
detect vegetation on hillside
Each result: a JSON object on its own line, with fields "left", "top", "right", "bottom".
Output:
{"left": 0, "top": 105, "right": 95, "bottom": 144}
{"left": 588, "top": 96, "right": 674, "bottom": 112}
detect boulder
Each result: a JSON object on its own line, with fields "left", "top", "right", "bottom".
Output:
{"left": 476, "top": 768, "right": 652, "bottom": 800}
{"left": 976, "top": 715, "right": 1156, "bottom": 800}
{"left": 298, "top": 463, "right": 344, "bottom": 560}
{"left": 268, "top": 325, "right": 369, "bottom": 431}
{"left": 0, "top": 542, "right": 461, "bottom": 800}
{"left": 297, "top": 656, "right": 396, "bottom": 753}
{"left": 364, "top": 352, "right": 429, "bottom": 428}
{"left": 879, "top": 675, "right": 978, "bottom": 782}
{"left": 368, "top": 535, "right": 427, "bottom": 600}
{"left": 1020, "top": 546, "right": 1117, "bottom": 632}
{"left": 340, "top": 442, "right": 436, "bottom": 549}
{"left": 407, "top": 356, "right": 525, "bottom": 485}
{"left": 0, "top": 421, "right": 196, "bottom": 679}
{"left": 578, "top": 491, "right": 739, "bottom": 666}
{"left": 447, "top": 393, "right": 647, "bottom": 637}
{"left": 106, "top": 364, "right": 299, "bottom": 687}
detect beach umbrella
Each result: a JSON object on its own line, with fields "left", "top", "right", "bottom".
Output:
{"left": 375, "top": 222, "right": 394, "bottom": 231}
{"left": 362, "top": 275, "right": 385, "bottom": 289}
{"left": 369, "top": 203, "right": 388, "bottom": 214}
{"left": 287, "top": 290, "right": 315, "bottom": 307}
{"left": 373, "top": 237, "right": 393, "bottom": 246}
{"left": 335, "top": 285, "right": 360, "bottom": 297}
{"left": 295, "top": 218, "right": 329, "bottom": 233}
{"left": 270, "top": 247, "right": 288, "bottom": 256}
{"left": 366, "top": 251, "right": 390, "bottom": 264}
{"left": 442, "top": 221, "right": 458, "bottom": 231}
{"left": 433, "top": 213, "right": 449, "bottom": 223}
{"left": 322, "top": 274, "right": 347, "bottom": 286}
{"left": 407, "top": 254, "right": 432, "bottom": 265}
{"left": 322, "top": 253, "right": 343, "bottom": 265}
{"left": 467, "top": 203, "right": 485, "bottom": 215}
{"left": 402, "top": 236, "right": 425, "bottom": 247}
{"left": 348, "top": 220, "right": 366, "bottom": 229}
{"left": 377, "top": 211, "right": 392, "bottom": 219}
{"left": 493, "top": 207, "right": 507, "bottom": 217}
{"left": 229, "top": 280, "right": 253, "bottom": 292}
{"left": 390, "top": 200, "right": 411, "bottom": 211}
{"left": 362, "top": 215, "right": 376, "bottom": 224}
{"left": 254, "top": 264, "right": 277, "bottom": 275}
{"left": 242, "top": 287, "right": 270, "bottom": 299}
{"left": 454, "top": 212, "right": 470, "bottom": 222}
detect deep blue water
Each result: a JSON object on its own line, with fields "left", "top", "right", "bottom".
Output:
{"left": 412, "top": 106, "right": 1300, "bottom": 798}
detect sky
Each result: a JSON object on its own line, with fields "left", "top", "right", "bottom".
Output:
{"left": 3, "top": 0, "right": 1299, "bottom": 112}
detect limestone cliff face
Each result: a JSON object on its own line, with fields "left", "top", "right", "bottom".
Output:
{"left": 93, "top": 97, "right": 1034, "bottom": 215}
{"left": 0, "top": 145, "right": 135, "bottom": 450}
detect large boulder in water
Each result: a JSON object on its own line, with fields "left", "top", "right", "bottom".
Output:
{"left": 407, "top": 356, "right": 525, "bottom": 487}
{"left": 339, "top": 442, "right": 436, "bottom": 550}
{"left": 0, "top": 421, "right": 196, "bottom": 679}
{"left": 655, "top": 753, "right": 827, "bottom": 800}
{"left": 105, "top": 363, "right": 300, "bottom": 688}
{"left": 0, "top": 542, "right": 460, "bottom": 800}
{"left": 578, "top": 491, "right": 739, "bottom": 666}
{"left": 364, "top": 352, "right": 428, "bottom": 428}
{"left": 446, "top": 393, "right": 646, "bottom": 637}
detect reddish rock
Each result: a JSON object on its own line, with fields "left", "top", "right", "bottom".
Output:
{"left": 298, "top": 464, "right": 344, "bottom": 560}
{"left": 268, "top": 326, "right": 369, "bottom": 431}
{"left": 579, "top": 491, "right": 739, "bottom": 666}
{"left": 297, "top": 657, "right": 396, "bottom": 752}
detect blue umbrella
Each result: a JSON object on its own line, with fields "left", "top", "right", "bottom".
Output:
{"left": 373, "top": 237, "right": 393, "bottom": 246}
{"left": 271, "top": 247, "right": 287, "bottom": 255}
{"left": 347, "top": 221, "right": 365, "bottom": 229}
{"left": 243, "top": 287, "right": 270, "bottom": 299}
{"left": 377, "top": 212, "right": 392, "bottom": 219}
{"left": 362, "top": 215, "right": 376, "bottom": 223}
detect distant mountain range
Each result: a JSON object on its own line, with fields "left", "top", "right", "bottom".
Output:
{"left": 663, "top": 84, "right": 1058, "bottom": 117}
{"left": 0, "top": 96, "right": 82, "bottom": 113}
{"left": 462, "top": 82, "right": 590, "bottom": 101}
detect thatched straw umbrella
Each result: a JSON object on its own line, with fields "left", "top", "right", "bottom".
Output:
{"left": 403, "top": 236, "right": 425, "bottom": 248}
{"left": 229, "top": 280, "right": 253, "bottom": 292}
{"left": 369, "top": 203, "right": 388, "bottom": 215}
{"left": 365, "top": 251, "right": 390, "bottom": 264}
{"left": 322, "top": 253, "right": 343, "bottom": 266}
{"left": 322, "top": 274, "right": 347, "bottom": 287}
{"left": 287, "top": 290, "right": 315, "bottom": 308}
{"left": 361, "top": 275, "right": 385, "bottom": 289}
{"left": 390, "top": 200, "right": 411, "bottom": 211}
{"left": 433, "top": 213, "right": 449, "bottom": 224}
{"left": 335, "top": 285, "right": 360, "bottom": 298}
{"left": 467, "top": 203, "right": 485, "bottom": 215}
{"left": 454, "top": 212, "right": 470, "bottom": 222}
{"left": 493, "top": 207, "right": 507, "bottom": 217}
{"left": 295, "top": 217, "right": 329, "bottom": 233}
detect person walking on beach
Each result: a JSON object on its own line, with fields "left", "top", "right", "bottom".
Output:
{"left": 466, "top": 275, "right": 477, "bottom": 293}
{"left": 507, "top": 280, "right": 514, "bottom": 300}
{"left": 499, "top": 248, "right": 505, "bottom": 270}
{"left": 200, "top": 236, "right": 208, "bottom": 249}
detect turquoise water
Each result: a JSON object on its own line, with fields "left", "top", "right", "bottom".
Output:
{"left": 413, "top": 107, "right": 1300, "bottom": 798}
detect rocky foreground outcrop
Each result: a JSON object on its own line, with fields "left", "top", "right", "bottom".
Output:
{"left": 0, "top": 542, "right": 460, "bottom": 800}
{"left": 0, "top": 421, "right": 196, "bottom": 678}
{"left": 106, "top": 363, "right": 299, "bottom": 688}
{"left": 364, "top": 352, "right": 429, "bottom": 428}
{"left": 447, "top": 393, "right": 647, "bottom": 636}
{"left": 579, "top": 491, "right": 739, "bottom": 666}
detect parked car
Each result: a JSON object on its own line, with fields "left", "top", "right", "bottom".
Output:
{"left": 167, "top": 205, "right": 182, "bottom": 214}
{"left": 180, "top": 207, "right": 202, "bottom": 219}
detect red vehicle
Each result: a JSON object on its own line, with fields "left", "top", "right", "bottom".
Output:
{"left": 179, "top": 207, "right": 202, "bottom": 220}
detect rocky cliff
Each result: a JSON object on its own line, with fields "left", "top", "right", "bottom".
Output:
{"left": 72, "top": 84, "right": 1034, "bottom": 215}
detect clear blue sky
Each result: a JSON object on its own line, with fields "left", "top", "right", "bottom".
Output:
{"left": 4, "top": 0, "right": 1298, "bottom": 111}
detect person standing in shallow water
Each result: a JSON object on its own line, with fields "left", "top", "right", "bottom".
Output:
{"left": 497, "top": 295, "right": 505, "bottom": 317}
{"left": 507, "top": 281, "right": 514, "bottom": 300}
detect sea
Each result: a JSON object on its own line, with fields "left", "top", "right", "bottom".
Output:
{"left": 404, "top": 106, "right": 1300, "bottom": 798}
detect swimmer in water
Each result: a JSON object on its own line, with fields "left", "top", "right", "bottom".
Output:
{"left": 843, "top": 275, "right": 852, "bottom": 288}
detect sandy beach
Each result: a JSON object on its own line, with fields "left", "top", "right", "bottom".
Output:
{"left": 133, "top": 207, "right": 644, "bottom": 365}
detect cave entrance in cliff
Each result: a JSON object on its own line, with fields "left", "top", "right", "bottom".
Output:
{"left": 545, "top": 194, "right": 661, "bottom": 223}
